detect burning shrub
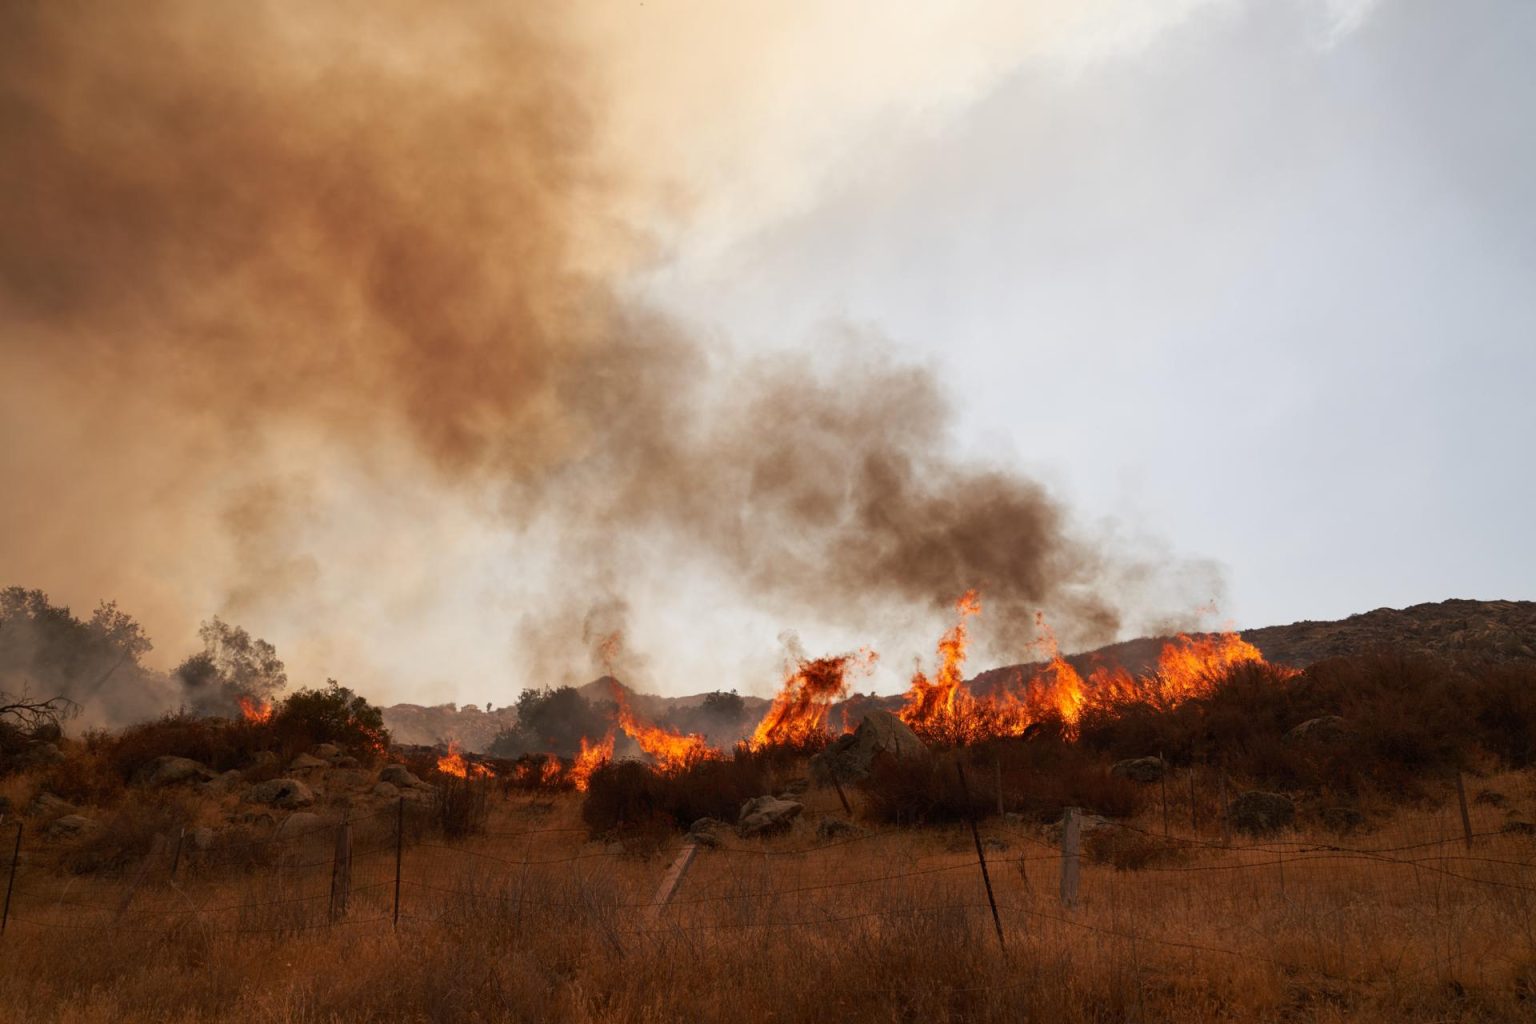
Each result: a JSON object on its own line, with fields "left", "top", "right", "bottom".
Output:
{"left": 271, "top": 679, "right": 388, "bottom": 761}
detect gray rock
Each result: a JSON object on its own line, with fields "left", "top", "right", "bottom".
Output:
{"left": 738, "top": 796, "right": 804, "bottom": 837}
{"left": 328, "top": 769, "right": 372, "bottom": 791}
{"left": 134, "top": 755, "right": 215, "bottom": 788}
{"left": 816, "top": 816, "right": 864, "bottom": 841}
{"left": 274, "top": 812, "right": 324, "bottom": 843}
{"left": 1285, "top": 716, "right": 1349, "bottom": 746}
{"left": 1110, "top": 757, "right": 1166, "bottom": 784}
{"left": 250, "top": 751, "right": 280, "bottom": 769}
{"left": 48, "top": 814, "right": 96, "bottom": 839}
{"left": 25, "top": 742, "right": 65, "bottom": 767}
{"left": 244, "top": 778, "right": 315, "bottom": 809}
{"left": 202, "top": 769, "right": 244, "bottom": 796}
{"left": 1229, "top": 791, "right": 1295, "bottom": 836}
{"left": 332, "top": 755, "right": 361, "bottom": 769}
{"left": 379, "top": 764, "right": 429, "bottom": 789}
{"left": 311, "top": 743, "right": 341, "bottom": 760}
{"left": 288, "top": 753, "right": 329, "bottom": 771}
{"left": 371, "top": 782, "right": 400, "bottom": 800}
{"left": 809, "top": 711, "right": 928, "bottom": 783}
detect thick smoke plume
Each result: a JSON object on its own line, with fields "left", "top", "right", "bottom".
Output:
{"left": 0, "top": 2, "right": 1215, "bottom": 711}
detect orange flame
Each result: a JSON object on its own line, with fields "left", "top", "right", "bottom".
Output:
{"left": 614, "top": 685, "right": 719, "bottom": 773}
{"left": 436, "top": 740, "right": 494, "bottom": 780}
{"left": 569, "top": 730, "right": 614, "bottom": 791}
{"left": 749, "top": 649, "right": 876, "bottom": 750}
{"left": 897, "top": 592, "right": 1292, "bottom": 745}
{"left": 238, "top": 695, "right": 273, "bottom": 724}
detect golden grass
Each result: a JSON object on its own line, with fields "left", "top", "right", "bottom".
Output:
{"left": 2, "top": 772, "right": 1535, "bottom": 1022}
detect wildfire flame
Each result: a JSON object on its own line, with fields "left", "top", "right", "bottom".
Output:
{"left": 569, "top": 730, "right": 615, "bottom": 791}
{"left": 896, "top": 592, "right": 1291, "bottom": 744}
{"left": 436, "top": 740, "right": 495, "bottom": 780}
{"left": 749, "top": 649, "right": 876, "bottom": 750}
{"left": 614, "top": 684, "right": 719, "bottom": 773}
{"left": 238, "top": 696, "right": 273, "bottom": 724}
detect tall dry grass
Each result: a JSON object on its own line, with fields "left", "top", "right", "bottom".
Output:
{"left": 2, "top": 769, "right": 1535, "bottom": 1022}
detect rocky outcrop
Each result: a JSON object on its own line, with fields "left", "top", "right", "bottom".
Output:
{"left": 288, "top": 753, "right": 329, "bottom": 771}
{"left": 379, "top": 764, "right": 431, "bottom": 790}
{"left": 134, "top": 755, "right": 215, "bottom": 788}
{"left": 244, "top": 778, "right": 315, "bottom": 809}
{"left": 810, "top": 711, "right": 928, "bottom": 783}
{"left": 47, "top": 814, "right": 97, "bottom": 839}
{"left": 738, "top": 796, "right": 803, "bottom": 837}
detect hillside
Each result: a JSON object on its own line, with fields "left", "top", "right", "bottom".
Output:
{"left": 386, "top": 598, "right": 1536, "bottom": 751}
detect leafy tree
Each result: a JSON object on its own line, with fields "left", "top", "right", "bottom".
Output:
{"left": 0, "top": 587, "right": 153, "bottom": 706}
{"left": 489, "top": 686, "right": 609, "bottom": 758}
{"left": 174, "top": 617, "right": 286, "bottom": 714}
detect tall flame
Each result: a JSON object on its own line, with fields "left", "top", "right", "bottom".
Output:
{"left": 749, "top": 649, "right": 876, "bottom": 750}
{"left": 570, "top": 730, "right": 615, "bottom": 791}
{"left": 898, "top": 590, "right": 982, "bottom": 744}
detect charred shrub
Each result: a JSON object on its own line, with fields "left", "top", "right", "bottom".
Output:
{"left": 581, "top": 754, "right": 770, "bottom": 835}
{"left": 859, "top": 751, "right": 993, "bottom": 826}
{"left": 42, "top": 743, "right": 125, "bottom": 806}
{"left": 272, "top": 680, "right": 388, "bottom": 762}
{"left": 431, "top": 776, "right": 490, "bottom": 839}
{"left": 99, "top": 714, "right": 274, "bottom": 781}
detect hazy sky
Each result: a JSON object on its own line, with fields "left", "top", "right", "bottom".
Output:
{"left": 639, "top": 0, "right": 1536, "bottom": 639}
{"left": 3, "top": 0, "right": 1531, "bottom": 709}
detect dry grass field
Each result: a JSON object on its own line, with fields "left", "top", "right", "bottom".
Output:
{"left": 3, "top": 763, "right": 1535, "bottom": 1024}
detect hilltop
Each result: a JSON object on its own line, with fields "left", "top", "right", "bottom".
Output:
{"left": 384, "top": 598, "right": 1536, "bottom": 751}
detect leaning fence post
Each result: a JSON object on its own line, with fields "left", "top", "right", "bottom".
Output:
{"left": 1059, "top": 806, "right": 1081, "bottom": 908}
{"left": 330, "top": 812, "right": 352, "bottom": 921}
{"left": 829, "top": 772, "right": 853, "bottom": 817}
{"left": 1455, "top": 770, "right": 1474, "bottom": 850}
{"left": 392, "top": 795, "right": 404, "bottom": 929}
{"left": 956, "top": 763, "right": 1006, "bottom": 950}
{"left": 2, "top": 822, "right": 20, "bottom": 936}
{"left": 645, "top": 840, "right": 699, "bottom": 927}
{"left": 170, "top": 827, "right": 185, "bottom": 880}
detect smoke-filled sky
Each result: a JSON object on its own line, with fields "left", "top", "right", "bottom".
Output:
{"left": 2, "top": 0, "right": 1531, "bottom": 709}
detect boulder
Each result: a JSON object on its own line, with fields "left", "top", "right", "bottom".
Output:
{"left": 687, "top": 819, "right": 725, "bottom": 849}
{"left": 333, "top": 755, "right": 361, "bottom": 769}
{"left": 1228, "top": 791, "right": 1295, "bottom": 836}
{"left": 1110, "top": 757, "right": 1166, "bottom": 784}
{"left": 251, "top": 751, "right": 280, "bottom": 769}
{"left": 311, "top": 743, "right": 341, "bottom": 760}
{"left": 244, "top": 778, "right": 315, "bottom": 809}
{"left": 274, "top": 812, "right": 323, "bottom": 843}
{"left": 202, "top": 769, "right": 244, "bottom": 796}
{"left": 327, "top": 769, "right": 373, "bottom": 791}
{"left": 32, "top": 792, "right": 76, "bottom": 816}
{"left": 1285, "top": 716, "right": 1349, "bottom": 746}
{"left": 379, "top": 764, "right": 430, "bottom": 789}
{"left": 816, "top": 817, "right": 864, "bottom": 842}
{"left": 134, "top": 755, "right": 215, "bottom": 788}
{"left": 371, "top": 782, "right": 400, "bottom": 800}
{"left": 738, "top": 796, "right": 803, "bottom": 837}
{"left": 48, "top": 814, "right": 96, "bottom": 839}
{"left": 288, "top": 753, "right": 329, "bottom": 771}
{"left": 24, "top": 742, "right": 65, "bottom": 767}
{"left": 809, "top": 711, "right": 928, "bottom": 783}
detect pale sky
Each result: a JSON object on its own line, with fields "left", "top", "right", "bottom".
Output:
{"left": 631, "top": 0, "right": 1536, "bottom": 649}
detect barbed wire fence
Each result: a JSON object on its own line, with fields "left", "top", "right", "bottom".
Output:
{"left": 1, "top": 768, "right": 1533, "bottom": 995}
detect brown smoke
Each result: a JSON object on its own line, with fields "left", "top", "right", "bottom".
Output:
{"left": 0, "top": 1, "right": 1215, "bottom": 704}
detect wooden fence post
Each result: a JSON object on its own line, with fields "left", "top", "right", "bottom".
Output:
{"left": 1, "top": 822, "right": 20, "bottom": 936}
{"left": 956, "top": 763, "right": 1006, "bottom": 950}
{"left": 392, "top": 796, "right": 404, "bottom": 929}
{"left": 1455, "top": 770, "right": 1474, "bottom": 850}
{"left": 1060, "top": 807, "right": 1081, "bottom": 908}
{"left": 829, "top": 773, "right": 853, "bottom": 817}
{"left": 330, "top": 813, "right": 352, "bottom": 921}
{"left": 645, "top": 841, "right": 699, "bottom": 927}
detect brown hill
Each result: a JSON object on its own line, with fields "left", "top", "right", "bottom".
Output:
{"left": 385, "top": 599, "right": 1536, "bottom": 751}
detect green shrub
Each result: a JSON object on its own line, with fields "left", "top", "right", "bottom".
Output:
{"left": 272, "top": 679, "right": 388, "bottom": 761}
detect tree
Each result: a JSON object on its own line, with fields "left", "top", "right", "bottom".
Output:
{"left": 0, "top": 587, "right": 153, "bottom": 706}
{"left": 274, "top": 679, "right": 388, "bottom": 758}
{"left": 489, "top": 686, "right": 609, "bottom": 758}
{"left": 175, "top": 617, "right": 286, "bottom": 714}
